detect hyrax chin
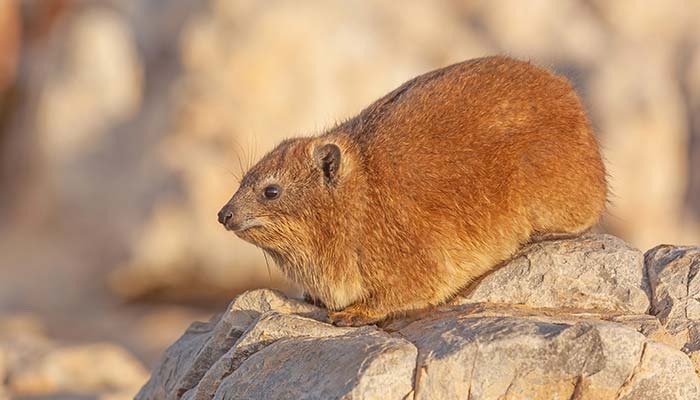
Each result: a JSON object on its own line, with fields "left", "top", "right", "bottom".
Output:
{"left": 218, "top": 55, "right": 607, "bottom": 327}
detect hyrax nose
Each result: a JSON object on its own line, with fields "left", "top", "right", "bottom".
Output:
{"left": 217, "top": 204, "right": 234, "bottom": 226}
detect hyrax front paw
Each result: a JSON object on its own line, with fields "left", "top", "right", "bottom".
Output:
{"left": 329, "top": 304, "right": 384, "bottom": 327}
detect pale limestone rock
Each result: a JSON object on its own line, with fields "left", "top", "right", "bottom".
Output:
{"left": 8, "top": 343, "right": 148, "bottom": 397}
{"left": 137, "top": 289, "right": 327, "bottom": 400}
{"left": 610, "top": 314, "right": 683, "bottom": 349}
{"left": 137, "top": 237, "right": 700, "bottom": 400}
{"left": 184, "top": 312, "right": 356, "bottom": 400}
{"left": 461, "top": 234, "right": 650, "bottom": 314}
{"left": 401, "top": 306, "right": 699, "bottom": 400}
{"left": 664, "top": 319, "right": 700, "bottom": 375}
{"left": 140, "top": 287, "right": 700, "bottom": 399}
{"left": 212, "top": 328, "right": 416, "bottom": 400}
{"left": 646, "top": 244, "right": 700, "bottom": 323}
{"left": 37, "top": 7, "right": 142, "bottom": 162}
{"left": 645, "top": 244, "right": 700, "bottom": 375}
{"left": 138, "top": 288, "right": 397, "bottom": 400}
{"left": 616, "top": 341, "right": 700, "bottom": 400}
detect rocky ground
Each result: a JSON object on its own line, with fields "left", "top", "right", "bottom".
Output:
{"left": 137, "top": 235, "right": 700, "bottom": 400}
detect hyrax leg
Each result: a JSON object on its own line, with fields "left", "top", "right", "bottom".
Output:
{"left": 329, "top": 290, "right": 438, "bottom": 327}
{"left": 329, "top": 255, "right": 447, "bottom": 326}
{"left": 329, "top": 302, "right": 388, "bottom": 327}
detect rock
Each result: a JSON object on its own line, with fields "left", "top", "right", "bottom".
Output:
{"left": 137, "top": 289, "right": 327, "bottom": 400}
{"left": 646, "top": 244, "right": 700, "bottom": 323}
{"left": 460, "top": 234, "right": 650, "bottom": 314}
{"left": 402, "top": 307, "right": 698, "bottom": 400}
{"left": 184, "top": 312, "right": 357, "bottom": 400}
{"left": 645, "top": 244, "right": 700, "bottom": 374}
{"left": 138, "top": 288, "right": 417, "bottom": 400}
{"left": 142, "top": 301, "right": 417, "bottom": 400}
{"left": 36, "top": 7, "right": 142, "bottom": 164}
{"left": 140, "top": 236, "right": 700, "bottom": 400}
{"left": 609, "top": 314, "right": 682, "bottom": 348}
{"left": 211, "top": 319, "right": 416, "bottom": 400}
{"left": 616, "top": 341, "right": 699, "bottom": 400}
{"left": 0, "top": 314, "right": 148, "bottom": 399}
{"left": 8, "top": 343, "right": 148, "bottom": 397}
{"left": 0, "top": 314, "right": 55, "bottom": 390}
{"left": 140, "top": 289, "right": 700, "bottom": 400}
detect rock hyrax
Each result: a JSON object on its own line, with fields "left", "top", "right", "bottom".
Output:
{"left": 218, "top": 56, "right": 607, "bottom": 326}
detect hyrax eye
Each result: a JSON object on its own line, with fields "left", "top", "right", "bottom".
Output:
{"left": 262, "top": 185, "right": 281, "bottom": 200}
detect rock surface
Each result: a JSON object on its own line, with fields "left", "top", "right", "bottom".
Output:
{"left": 402, "top": 309, "right": 696, "bottom": 400}
{"left": 646, "top": 244, "right": 700, "bottom": 374}
{"left": 461, "top": 234, "right": 650, "bottom": 314}
{"left": 138, "top": 235, "right": 700, "bottom": 400}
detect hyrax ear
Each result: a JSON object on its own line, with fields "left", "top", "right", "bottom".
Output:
{"left": 313, "top": 143, "right": 342, "bottom": 185}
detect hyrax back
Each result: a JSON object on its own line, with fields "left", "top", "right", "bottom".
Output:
{"left": 218, "top": 56, "right": 607, "bottom": 326}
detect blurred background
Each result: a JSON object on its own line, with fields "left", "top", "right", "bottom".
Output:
{"left": 1, "top": 0, "right": 699, "bottom": 398}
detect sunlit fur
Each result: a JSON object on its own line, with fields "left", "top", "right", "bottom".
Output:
{"left": 222, "top": 56, "right": 608, "bottom": 325}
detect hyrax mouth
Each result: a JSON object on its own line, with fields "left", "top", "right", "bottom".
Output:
{"left": 230, "top": 219, "right": 263, "bottom": 233}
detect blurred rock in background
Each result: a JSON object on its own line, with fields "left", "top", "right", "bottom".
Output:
{"left": 0, "top": 0, "right": 212, "bottom": 383}
{"left": 1, "top": 1, "right": 700, "bottom": 396}
{"left": 0, "top": 314, "right": 148, "bottom": 400}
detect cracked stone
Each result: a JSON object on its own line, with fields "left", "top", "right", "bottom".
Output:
{"left": 459, "top": 234, "right": 650, "bottom": 314}
{"left": 136, "top": 289, "right": 326, "bottom": 400}
{"left": 400, "top": 308, "right": 669, "bottom": 399}
{"left": 645, "top": 244, "right": 700, "bottom": 375}
{"left": 212, "top": 329, "right": 416, "bottom": 400}
{"left": 182, "top": 312, "right": 356, "bottom": 400}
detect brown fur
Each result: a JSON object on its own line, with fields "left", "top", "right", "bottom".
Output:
{"left": 218, "top": 56, "right": 608, "bottom": 326}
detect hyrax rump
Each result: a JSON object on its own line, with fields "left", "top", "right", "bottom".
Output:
{"left": 218, "top": 56, "right": 607, "bottom": 326}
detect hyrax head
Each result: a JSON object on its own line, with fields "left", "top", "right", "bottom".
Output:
{"left": 218, "top": 137, "right": 351, "bottom": 253}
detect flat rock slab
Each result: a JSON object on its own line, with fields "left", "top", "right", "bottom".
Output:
{"left": 212, "top": 325, "right": 416, "bottom": 400}
{"left": 401, "top": 306, "right": 699, "bottom": 400}
{"left": 461, "top": 234, "right": 650, "bottom": 314}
